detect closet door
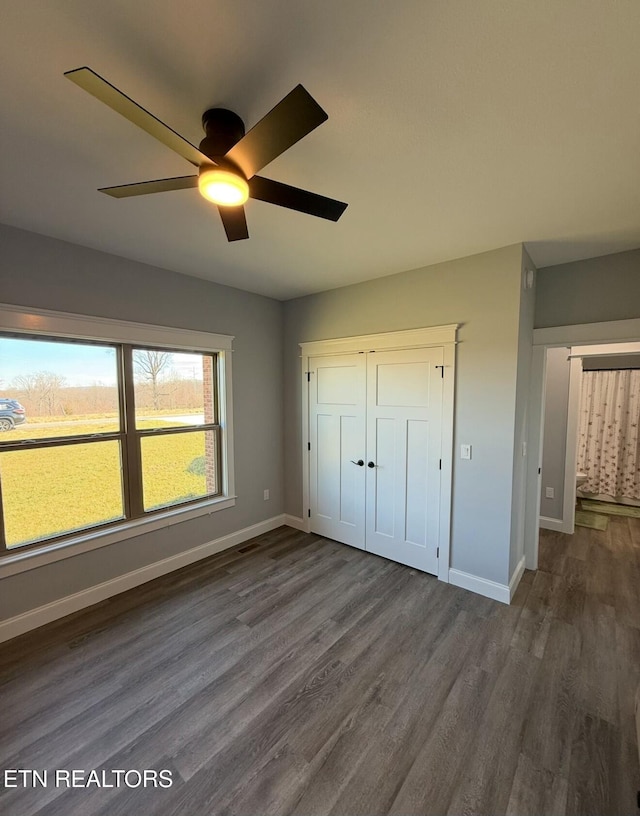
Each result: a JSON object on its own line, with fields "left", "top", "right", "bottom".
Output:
{"left": 309, "top": 354, "right": 366, "bottom": 549}
{"left": 365, "top": 347, "right": 443, "bottom": 574}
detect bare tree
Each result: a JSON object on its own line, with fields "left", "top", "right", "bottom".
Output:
{"left": 12, "top": 373, "right": 39, "bottom": 403}
{"left": 37, "top": 372, "right": 67, "bottom": 415}
{"left": 13, "top": 371, "right": 66, "bottom": 415}
{"left": 133, "top": 350, "right": 172, "bottom": 410}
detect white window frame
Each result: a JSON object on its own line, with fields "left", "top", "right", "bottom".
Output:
{"left": 0, "top": 303, "right": 236, "bottom": 577}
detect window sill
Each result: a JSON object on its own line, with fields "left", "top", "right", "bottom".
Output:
{"left": 0, "top": 496, "right": 237, "bottom": 577}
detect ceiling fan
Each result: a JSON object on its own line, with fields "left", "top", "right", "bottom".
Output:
{"left": 64, "top": 67, "right": 348, "bottom": 241}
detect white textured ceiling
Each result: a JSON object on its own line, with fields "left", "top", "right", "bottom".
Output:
{"left": 1, "top": 1, "right": 640, "bottom": 299}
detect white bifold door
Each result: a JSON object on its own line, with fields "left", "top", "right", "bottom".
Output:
{"left": 309, "top": 347, "right": 444, "bottom": 575}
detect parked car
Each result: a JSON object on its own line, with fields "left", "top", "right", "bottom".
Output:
{"left": 0, "top": 399, "right": 26, "bottom": 431}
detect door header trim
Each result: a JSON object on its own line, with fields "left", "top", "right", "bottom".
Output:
{"left": 299, "top": 324, "right": 458, "bottom": 356}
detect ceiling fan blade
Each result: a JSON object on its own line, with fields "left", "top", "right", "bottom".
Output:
{"left": 65, "top": 67, "right": 212, "bottom": 168}
{"left": 249, "top": 176, "right": 347, "bottom": 221}
{"left": 99, "top": 175, "right": 198, "bottom": 198}
{"left": 224, "top": 85, "right": 328, "bottom": 179}
{"left": 218, "top": 206, "right": 249, "bottom": 241}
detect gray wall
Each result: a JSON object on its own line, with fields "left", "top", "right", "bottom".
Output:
{"left": 284, "top": 244, "right": 525, "bottom": 586}
{"left": 535, "top": 248, "right": 640, "bottom": 328}
{"left": 540, "top": 347, "right": 571, "bottom": 520}
{"left": 0, "top": 224, "right": 284, "bottom": 620}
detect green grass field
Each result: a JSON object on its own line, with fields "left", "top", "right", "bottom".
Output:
{"left": 0, "top": 418, "right": 214, "bottom": 548}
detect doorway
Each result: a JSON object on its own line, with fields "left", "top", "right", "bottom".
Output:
{"left": 523, "top": 319, "right": 640, "bottom": 570}
{"left": 538, "top": 341, "right": 640, "bottom": 536}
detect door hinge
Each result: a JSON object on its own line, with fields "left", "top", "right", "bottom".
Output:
{"left": 308, "top": 442, "right": 311, "bottom": 451}
{"left": 436, "top": 365, "right": 444, "bottom": 378}
{"left": 307, "top": 372, "right": 311, "bottom": 382}
{"left": 308, "top": 509, "right": 311, "bottom": 518}
{"left": 437, "top": 547, "right": 440, "bottom": 558}
{"left": 439, "top": 459, "right": 442, "bottom": 470}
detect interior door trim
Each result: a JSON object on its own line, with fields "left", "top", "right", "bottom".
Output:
{"left": 300, "top": 325, "right": 458, "bottom": 584}
{"left": 300, "top": 324, "right": 457, "bottom": 358}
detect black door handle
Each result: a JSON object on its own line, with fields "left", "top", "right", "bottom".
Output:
{"left": 350, "top": 459, "right": 364, "bottom": 466}
{"left": 368, "top": 461, "right": 376, "bottom": 468}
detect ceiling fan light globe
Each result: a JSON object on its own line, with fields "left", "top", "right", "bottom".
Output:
{"left": 198, "top": 168, "right": 248, "bottom": 206}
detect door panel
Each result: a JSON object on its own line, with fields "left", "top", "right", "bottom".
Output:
{"left": 376, "top": 361, "right": 431, "bottom": 407}
{"left": 309, "top": 354, "right": 366, "bottom": 549}
{"left": 338, "top": 415, "right": 359, "bottom": 526}
{"left": 405, "top": 419, "right": 429, "bottom": 546}
{"left": 373, "top": 416, "right": 396, "bottom": 538}
{"left": 317, "top": 365, "right": 358, "bottom": 405}
{"left": 365, "top": 347, "right": 443, "bottom": 574}
{"left": 316, "top": 413, "right": 338, "bottom": 519}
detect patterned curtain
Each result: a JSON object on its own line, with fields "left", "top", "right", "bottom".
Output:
{"left": 577, "top": 369, "right": 640, "bottom": 500}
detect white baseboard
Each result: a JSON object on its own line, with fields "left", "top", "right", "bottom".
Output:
{"left": 0, "top": 514, "right": 290, "bottom": 644}
{"left": 509, "top": 556, "right": 526, "bottom": 601}
{"left": 284, "top": 514, "right": 307, "bottom": 532}
{"left": 448, "top": 568, "right": 511, "bottom": 605}
{"left": 539, "top": 515, "right": 570, "bottom": 533}
{"left": 448, "top": 554, "right": 526, "bottom": 605}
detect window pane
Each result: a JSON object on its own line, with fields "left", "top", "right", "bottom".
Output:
{"left": 132, "top": 349, "right": 214, "bottom": 429}
{"left": 0, "top": 336, "right": 120, "bottom": 440}
{"left": 141, "top": 430, "right": 218, "bottom": 511}
{"left": 0, "top": 441, "right": 125, "bottom": 548}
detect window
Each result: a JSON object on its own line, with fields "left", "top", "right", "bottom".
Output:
{"left": 0, "top": 308, "right": 234, "bottom": 557}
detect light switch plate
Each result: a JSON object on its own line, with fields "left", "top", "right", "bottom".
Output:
{"left": 460, "top": 444, "right": 472, "bottom": 460}
{"left": 545, "top": 487, "right": 554, "bottom": 499}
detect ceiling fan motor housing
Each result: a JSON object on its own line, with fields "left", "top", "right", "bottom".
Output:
{"left": 199, "top": 108, "right": 246, "bottom": 163}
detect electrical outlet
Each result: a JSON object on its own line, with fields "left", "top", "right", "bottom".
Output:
{"left": 263, "top": 489, "right": 270, "bottom": 501}
{"left": 545, "top": 487, "right": 554, "bottom": 499}
{"left": 460, "top": 444, "right": 472, "bottom": 460}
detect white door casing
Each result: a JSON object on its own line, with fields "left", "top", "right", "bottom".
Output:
{"left": 301, "top": 325, "right": 457, "bottom": 583}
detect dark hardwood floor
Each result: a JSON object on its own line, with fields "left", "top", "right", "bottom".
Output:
{"left": 1, "top": 518, "right": 639, "bottom": 815}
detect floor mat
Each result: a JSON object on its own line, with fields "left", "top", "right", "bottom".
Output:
{"left": 575, "top": 510, "right": 609, "bottom": 531}
{"left": 580, "top": 500, "right": 640, "bottom": 519}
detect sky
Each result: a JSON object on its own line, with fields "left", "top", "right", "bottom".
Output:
{"left": 0, "top": 337, "right": 204, "bottom": 389}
